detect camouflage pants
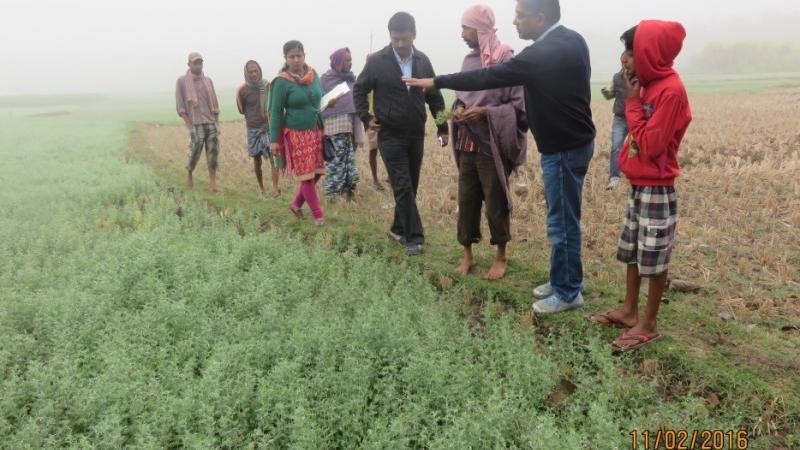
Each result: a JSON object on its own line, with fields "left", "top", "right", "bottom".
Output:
{"left": 324, "top": 132, "right": 359, "bottom": 198}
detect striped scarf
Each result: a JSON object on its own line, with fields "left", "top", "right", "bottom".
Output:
{"left": 182, "top": 70, "right": 219, "bottom": 114}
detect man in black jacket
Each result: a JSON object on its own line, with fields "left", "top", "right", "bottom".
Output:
{"left": 354, "top": 12, "right": 449, "bottom": 256}
{"left": 405, "top": 0, "right": 596, "bottom": 312}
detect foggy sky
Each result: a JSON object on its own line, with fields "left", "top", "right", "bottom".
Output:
{"left": 2, "top": 0, "right": 799, "bottom": 96}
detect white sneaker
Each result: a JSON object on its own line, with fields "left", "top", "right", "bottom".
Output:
{"left": 606, "top": 177, "right": 621, "bottom": 190}
{"left": 532, "top": 282, "right": 554, "bottom": 300}
{"left": 388, "top": 231, "right": 405, "bottom": 245}
{"left": 532, "top": 293, "right": 585, "bottom": 314}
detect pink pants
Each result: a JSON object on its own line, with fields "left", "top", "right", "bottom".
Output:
{"left": 291, "top": 174, "right": 323, "bottom": 220}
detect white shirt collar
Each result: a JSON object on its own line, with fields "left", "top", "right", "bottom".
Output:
{"left": 536, "top": 21, "right": 562, "bottom": 42}
{"left": 392, "top": 46, "right": 414, "bottom": 63}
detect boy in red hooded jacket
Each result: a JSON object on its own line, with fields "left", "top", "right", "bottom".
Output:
{"left": 589, "top": 21, "right": 692, "bottom": 352}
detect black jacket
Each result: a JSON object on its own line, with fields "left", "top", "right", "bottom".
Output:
{"left": 435, "top": 26, "right": 596, "bottom": 154}
{"left": 354, "top": 45, "right": 448, "bottom": 136}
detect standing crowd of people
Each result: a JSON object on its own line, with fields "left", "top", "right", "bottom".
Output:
{"left": 175, "top": 0, "right": 692, "bottom": 352}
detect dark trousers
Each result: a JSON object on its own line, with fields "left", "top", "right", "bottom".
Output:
{"left": 378, "top": 132, "right": 425, "bottom": 246}
{"left": 457, "top": 151, "right": 511, "bottom": 247}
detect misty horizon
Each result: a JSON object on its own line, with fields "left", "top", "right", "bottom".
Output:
{"left": 2, "top": 0, "right": 800, "bottom": 96}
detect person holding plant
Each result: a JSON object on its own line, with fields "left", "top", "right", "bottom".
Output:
{"left": 404, "top": 0, "right": 596, "bottom": 312}
{"left": 450, "top": 4, "right": 527, "bottom": 281}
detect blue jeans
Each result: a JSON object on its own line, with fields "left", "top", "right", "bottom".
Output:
{"left": 540, "top": 142, "right": 595, "bottom": 302}
{"left": 610, "top": 116, "right": 629, "bottom": 179}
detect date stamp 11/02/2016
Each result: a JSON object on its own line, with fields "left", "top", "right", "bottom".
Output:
{"left": 630, "top": 430, "right": 750, "bottom": 450}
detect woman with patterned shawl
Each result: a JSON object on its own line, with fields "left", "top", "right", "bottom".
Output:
{"left": 320, "top": 48, "right": 362, "bottom": 201}
{"left": 269, "top": 41, "right": 337, "bottom": 226}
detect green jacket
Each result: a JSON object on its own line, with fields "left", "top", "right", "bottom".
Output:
{"left": 269, "top": 71, "right": 323, "bottom": 143}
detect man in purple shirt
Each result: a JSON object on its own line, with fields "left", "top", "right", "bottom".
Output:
{"left": 175, "top": 52, "right": 223, "bottom": 193}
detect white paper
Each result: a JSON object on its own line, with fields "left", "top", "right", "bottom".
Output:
{"left": 320, "top": 82, "right": 351, "bottom": 111}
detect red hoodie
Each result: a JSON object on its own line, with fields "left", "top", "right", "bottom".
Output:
{"left": 618, "top": 20, "right": 692, "bottom": 187}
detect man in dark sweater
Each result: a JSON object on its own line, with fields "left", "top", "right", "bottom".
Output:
{"left": 353, "top": 12, "right": 449, "bottom": 256}
{"left": 405, "top": 0, "right": 596, "bottom": 313}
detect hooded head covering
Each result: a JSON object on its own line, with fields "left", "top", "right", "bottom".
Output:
{"left": 633, "top": 20, "right": 686, "bottom": 85}
{"left": 462, "top": 4, "right": 514, "bottom": 68}
{"left": 241, "top": 60, "right": 269, "bottom": 120}
{"left": 244, "top": 60, "right": 265, "bottom": 89}
{"left": 321, "top": 47, "right": 357, "bottom": 118}
{"left": 329, "top": 48, "right": 352, "bottom": 73}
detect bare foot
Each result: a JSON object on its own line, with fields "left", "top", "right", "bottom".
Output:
{"left": 588, "top": 310, "right": 638, "bottom": 329}
{"left": 211, "top": 186, "right": 225, "bottom": 194}
{"left": 270, "top": 189, "right": 281, "bottom": 198}
{"left": 455, "top": 257, "right": 475, "bottom": 275}
{"left": 484, "top": 258, "right": 507, "bottom": 281}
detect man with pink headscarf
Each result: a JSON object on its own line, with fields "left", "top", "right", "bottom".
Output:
{"left": 405, "top": 0, "right": 596, "bottom": 314}
{"left": 452, "top": 4, "right": 528, "bottom": 281}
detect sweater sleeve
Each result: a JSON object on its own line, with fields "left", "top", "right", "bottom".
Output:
{"left": 424, "top": 59, "right": 448, "bottom": 135}
{"left": 269, "top": 79, "right": 288, "bottom": 143}
{"left": 435, "top": 49, "right": 534, "bottom": 92}
{"left": 264, "top": 81, "right": 271, "bottom": 122}
{"left": 353, "top": 59, "right": 375, "bottom": 128}
{"left": 601, "top": 81, "right": 616, "bottom": 100}
{"left": 613, "top": 73, "right": 627, "bottom": 100}
{"left": 312, "top": 71, "right": 323, "bottom": 110}
{"left": 490, "top": 52, "right": 527, "bottom": 132}
{"left": 626, "top": 94, "right": 683, "bottom": 160}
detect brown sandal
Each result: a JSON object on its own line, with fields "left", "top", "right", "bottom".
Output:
{"left": 611, "top": 331, "right": 663, "bottom": 353}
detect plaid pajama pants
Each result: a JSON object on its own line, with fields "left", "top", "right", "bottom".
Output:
{"left": 187, "top": 123, "right": 219, "bottom": 171}
{"left": 616, "top": 185, "right": 678, "bottom": 277}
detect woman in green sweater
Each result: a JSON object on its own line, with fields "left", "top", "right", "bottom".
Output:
{"left": 269, "top": 40, "right": 335, "bottom": 225}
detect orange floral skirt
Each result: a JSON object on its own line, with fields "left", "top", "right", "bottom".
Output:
{"left": 282, "top": 127, "right": 325, "bottom": 181}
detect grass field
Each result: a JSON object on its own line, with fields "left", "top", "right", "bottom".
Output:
{"left": 0, "top": 75, "right": 798, "bottom": 448}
